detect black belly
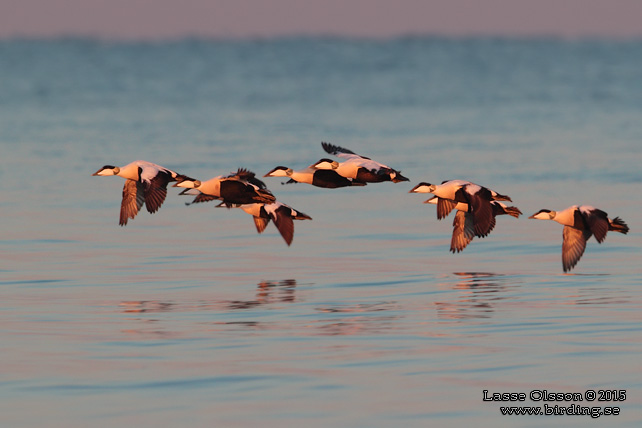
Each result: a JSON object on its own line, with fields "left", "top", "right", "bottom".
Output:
{"left": 311, "top": 170, "right": 354, "bottom": 188}
{"left": 356, "top": 168, "right": 390, "bottom": 183}
{"left": 220, "top": 181, "right": 261, "bottom": 204}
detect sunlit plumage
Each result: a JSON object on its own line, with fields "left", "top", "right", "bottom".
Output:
{"left": 410, "top": 179, "right": 512, "bottom": 237}
{"left": 93, "top": 160, "right": 190, "bottom": 226}
{"left": 313, "top": 142, "right": 409, "bottom": 183}
{"left": 424, "top": 196, "right": 521, "bottom": 253}
{"left": 264, "top": 164, "right": 365, "bottom": 188}
{"left": 174, "top": 168, "right": 276, "bottom": 206}
{"left": 529, "top": 205, "right": 629, "bottom": 272}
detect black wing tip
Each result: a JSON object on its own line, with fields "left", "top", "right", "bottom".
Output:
{"left": 235, "top": 167, "right": 256, "bottom": 178}
{"left": 321, "top": 141, "right": 355, "bottom": 155}
{"left": 504, "top": 206, "right": 523, "bottom": 218}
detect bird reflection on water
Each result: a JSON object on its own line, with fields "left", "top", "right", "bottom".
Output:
{"left": 227, "top": 279, "right": 298, "bottom": 309}
{"left": 435, "top": 272, "right": 509, "bottom": 320}
{"left": 119, "top": 279, "right": 298, "bottom": 314}
{"left": 313, "top": 302, "right": 399, "bottom": 336}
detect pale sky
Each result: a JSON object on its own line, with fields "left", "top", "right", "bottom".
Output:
{"left": 1, "top": 0, "right": 642, "bottom": 40}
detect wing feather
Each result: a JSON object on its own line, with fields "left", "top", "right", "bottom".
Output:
{"left": 253, "top": 216, "right": 270, "bottom": 234}
{"left": 190, "top": 193, "right": 220, "bottom": 204}
{"left": 120, "top": 179, "right": 145, "bottom": 226}
{"left": 321, "top": 142, "right": 363, "bottom": 158}
{"left": 437, "top": 198, "right": 457, "bottom": 220}
{"left": 143, "top": 171, "right": 172, "bottom": 213}
{"left": 469, "top": 192, "right": 493, "bottom": 237}
{"left": 271, "top": 205, "right": 295, "bottom": 246}
{"left": 450, "top": 211, "right": 475, "bottom": 253}
{"left": 562, "top": 226, "right": 592, "bottom": 272}
{"left": 585, "top": 209, "right": 609, "bottom": 243}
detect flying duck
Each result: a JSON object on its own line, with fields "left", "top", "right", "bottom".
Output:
{"left": 264, "top": 165, "right": 366, "bottom": 188}
{"left": 410, "top": 180, "right": 512, "bottom": 237}
{"left": 314, "top": 142, "right": 409, "bottom": 183}
{"left": 424, "top": 196, "right": 522, "bottom": 253}
{"left": 92, "top": 160, "right": 191, "bottom": 226}
{"left": 174, "top": 168, "right": 276, "bottom": 206}
{"left": 179, "top": 186, "right": 311, "bottom": 246}
{"left": 529, "top": 205, "right": 629, "bottom": 272}
{"left": 219, "top": 201, "right": 312, "bottom": 246}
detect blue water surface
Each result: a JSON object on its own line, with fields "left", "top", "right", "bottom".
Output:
{"left": 1, "top": 37, "right": 641, "bottom": 427}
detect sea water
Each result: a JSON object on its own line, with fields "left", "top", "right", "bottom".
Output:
{"left": 1, "top": 37, "right": 641, "bottom": 427}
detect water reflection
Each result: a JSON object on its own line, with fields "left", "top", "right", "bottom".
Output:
{"left": 227, "top": 279, "right": 297, "bottom": 310}
{"left": 313, "top": 302, "right": 400, "bottom": 336}
{"left": 119, "top": 279, "right": 299, "bottom": 314}
{"left": 435, "top": 272, "right": 509, "bottom": 320}
{"left": 120, "top": 301, "right": 177, "bottom": 313}
{"left": 562, "top": 286, "right": 632, "bottom": 306}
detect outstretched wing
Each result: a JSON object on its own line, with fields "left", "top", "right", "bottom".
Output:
{"left": 120, "top": 179, "right": 145, "bottom": 226}
{"left": 270, "top": 205, "right": 296, "bottom": 246}
{"left": 466, "top": 187, "right": 494, "bottom": 237}
{"left": 253, "top": 216, "right": 270, "bottom": 234}
{"left": 450, "top": 211, "right": 475, "bottom": 253}
{"left": 191, "top": 193, "right": 219, "bottom": 204}
{"left": 321, "top": 142, "right": 370, "bottom": 160}
{"left": 583, "top": 208, "right": 609, "bottom": 243}
{"left": 143, "top": 170, "right": 173, "bottom": 214}
{"left": 437, "top": 198, "right": 457, "bottom": 220}
{"left": 562, "top": 226, "right": 592, "bottom": 272}
{"left": 478, "top": 215, "right": 497, "bottom": 238}
{"left": 231, "top": 168, "right": 272, "bottom": 190}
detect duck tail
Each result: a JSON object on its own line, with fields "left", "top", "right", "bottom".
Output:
{"left": 293, "top": 211, "right": 312, "bottom": 221}
{"left": 503, "top": 206, "right": 522, "bottom": 218}
{"left": 609, "top": 217, "right": 629, "bottom": 234}
{"left": 493, "top": 193, "right": 512, "bottom": 202}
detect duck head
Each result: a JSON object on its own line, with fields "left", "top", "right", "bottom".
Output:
{"left": 409, "top": 182, "right": 437, "bottom": 193}
{"left": 173, "top": 178, "right": 202, "bottom": 188}
{"left": 422, "top": 196, "right": 438, "bottom": 205}
{"left": 529, "top": 209, "right": 556, "bottom": 220}
{"left": 92, "top": 165, "right": 120, "bottom": 176}
{"left": 264, "top": 166, "right": 293, "bottom": 177}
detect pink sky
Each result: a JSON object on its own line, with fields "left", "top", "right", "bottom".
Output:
{"left": 2, "top": 0, "right": 642, "bottom": 40}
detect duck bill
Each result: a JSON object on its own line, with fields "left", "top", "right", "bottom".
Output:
{"left": 408, "top": 183, "right": 424, "bottom": 193}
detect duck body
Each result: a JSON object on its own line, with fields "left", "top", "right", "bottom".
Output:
{"left": 317, "top": 142, "right": 409, "bottom": 183}
{"left": 529, "top": 205, "right": 629, "bottom": 272}
{"left": 264, "top": 166, "right": 365, "bottom": 188}
{"left": 410, "top": 179, "right": 512, "bottom": 237}
{"left": 175, "top": 168, "right": 276, "bottom": 206}
{"left": 93, "top": 160, "right": 189, "bottom": 226}
{"left": 424, "top": 196, "right": 522, "bottom": 253}
{"left": 233, "top": 201, "right": 312, "bottom": 246}
{"left": 186, "top": 195, "right": 312, "bottom": 246}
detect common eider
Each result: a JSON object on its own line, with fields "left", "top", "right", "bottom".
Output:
{"left": 410, "top": 179, "right": 512, "bottom": 237}
{"left": 92, "top": 160, "right": 191, "bottom": 226}
{"left": 264, "top": 165, "right": 365, "bottom": 188}
{"left": 424, "top": 196, "right": 521, "bottom": 253}
{"left": 174, "top": 168, "right": 276, "bottom": 206}
{"left": 315, "top": 142, "right": 409, "bottom": 183}
{"left": 219, "top": 201, "right": 312, "bottom": 246}
{"left": 529, "top": 205, "right": 629, "bottom": 272}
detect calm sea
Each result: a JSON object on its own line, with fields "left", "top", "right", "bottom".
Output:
{"left": 1, "top": 37, "right": 641, "bottom": 427}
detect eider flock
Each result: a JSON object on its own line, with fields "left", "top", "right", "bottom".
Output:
{"left": 93, "top": 142, "right": 629, "bottom": 273}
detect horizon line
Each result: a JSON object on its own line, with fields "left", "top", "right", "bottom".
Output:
{"left": 3, "top": 31, "right": 642, "bottom": 43}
